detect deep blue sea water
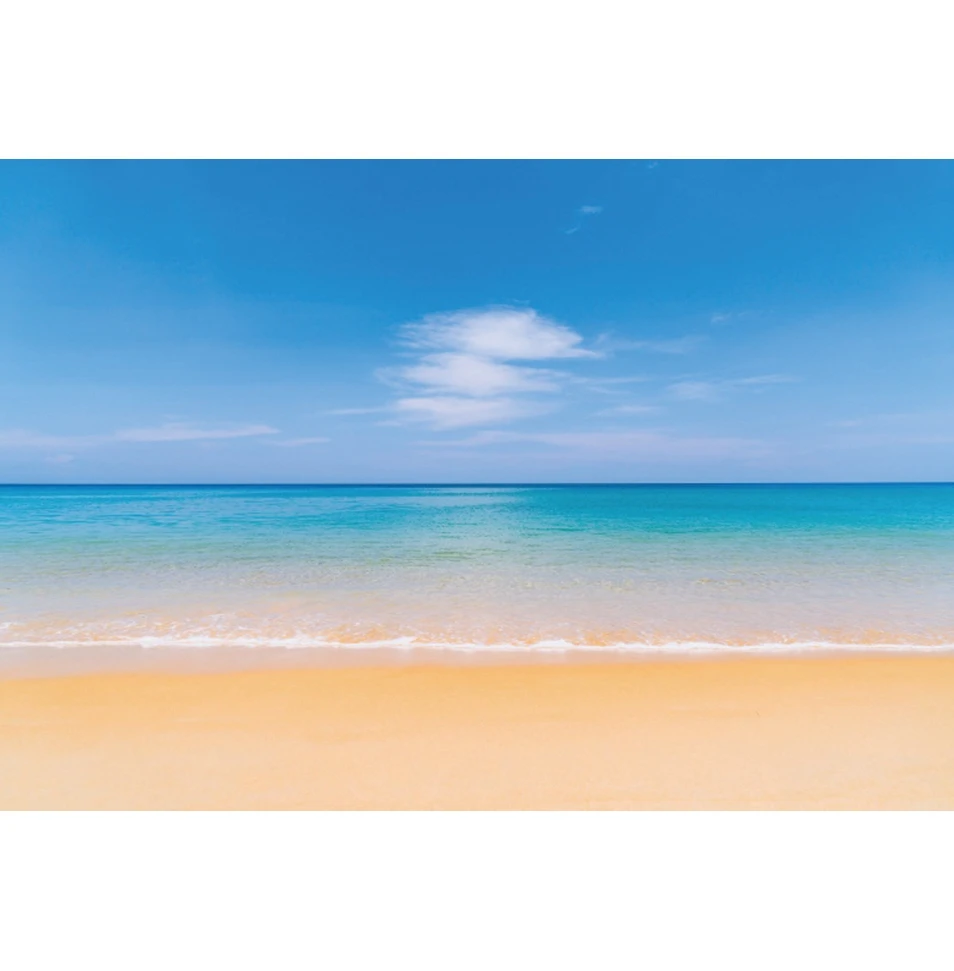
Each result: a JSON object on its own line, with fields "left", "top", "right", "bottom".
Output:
{"left": 2, "top": 484, "right": 953, "bottom": 652}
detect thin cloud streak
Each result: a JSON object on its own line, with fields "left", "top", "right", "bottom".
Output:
{"left": 564, "top": 204, "right": 603, "bottom": 235}
{"left": 710, "top": 310, "right": 759, "bottom": 325}
{"left": 596, "top": 404, "right": 663, "bottom": 417}
{"left": 271, "top": 437, "right": 330, "bottom": 447}
{"left": 326, "top": 407, "right": 387, "bottom": 416}
{"left": 669, "top": 375, "right": 797, "bottom": 401}
{"left": 0, "top": 429, "right": 103, "bottom": 449}
{"left": 0, "top": 422, "right": 280, "bottom": 450}
{"left": 114, "top": 422, "right": 279, "bottom": 442}
{"left": 731, "top": 375, "right": 795, "bottom": 387}
{"left": 669, "top": 381, "right": 721, "bottom": 401}
{"left": 420, "top": 428, "right": 769, "bottom": 460}
{"left": 596, "top": 334, "right": 705, "bottom": 354}
{"left": 572, "top": 375, "right": 649, "bottom": 396}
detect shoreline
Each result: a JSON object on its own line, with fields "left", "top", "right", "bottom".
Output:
{"left": 2, "top": 640, "right": 954, "bottom": 681}
{"left": 2, "top": 652, "right": 954, "bottom": 809}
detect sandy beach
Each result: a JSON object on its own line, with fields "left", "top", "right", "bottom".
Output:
{"left": 1, "top": 653, "right": 952, "bottom": 809}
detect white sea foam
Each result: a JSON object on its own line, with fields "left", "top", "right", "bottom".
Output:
{"left": 1, "top": 636, "right": 952, "bottom": 655}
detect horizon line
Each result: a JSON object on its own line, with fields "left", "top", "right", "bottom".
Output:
{"left": 2, "top": 481, "right": 953, "bottom": 488}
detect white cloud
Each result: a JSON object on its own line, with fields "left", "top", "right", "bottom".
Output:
{"left": 402, "top": 307, "right": 596, "bottom": 361}
{"left": 0, "top": 429, "right": 101, "bottom": 448}
{"left": 326, "top": 407, "right": 387, "bottom": 416}
{"left": 0, "top": 422, "right": 279, "bottom": 450}
{"left": 669, "top": 375, "right": 796, "bottom": 401}
{"left": 597, "top": 404, "right": 662, "bottom": 416}
{"left": 710, "top": 310, "right": 758, "bottom": 325}
{"left": 423, "top": 428, "right": 767, "bottom": 460}
{"left": 573, "top": 375, "right": 649, "bottom": 395}
{"left": 565, "top": 206, "right": 603, "bottom": 234}
{"left": 400, "top": 353, "right": 561, "bottom": 397}
{"left": 380, "top": 306, "right": 597, "bottom": 429}
{"left": 669, "top": 381, "right": 720, "bottom": 401}
{"left": 114, "top": 422, "right": 279, "bottom": 442}
{"left": 394, "top": 396, "right": 548, "bottom": 429}
{"left": 598, "top": 334, "right": 704, "bottom": 354}
{"left": 823, "top": 410, "right": 954, "bottom": 444}
{"left": 529, "top": 431, "right": 765, "bottom": 458}
{"left": 730, "top": 374, "right": 794, "bottom": 387}
{"left": 272, "top": 437, "right": 330, "bottom": 447}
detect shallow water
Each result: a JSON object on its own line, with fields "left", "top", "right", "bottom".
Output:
{"left": 2, "top": 484, "right": 953, "bottom": 654}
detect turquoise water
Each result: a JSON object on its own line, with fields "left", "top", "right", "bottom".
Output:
{"left": 1, "top": 484, "right": 953, "bottom": 652}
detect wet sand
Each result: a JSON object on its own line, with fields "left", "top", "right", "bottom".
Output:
{"left": 2, "top": 654, "right": 953, "bottom": 809}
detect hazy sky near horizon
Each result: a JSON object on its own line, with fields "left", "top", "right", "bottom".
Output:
{"left": 2, "top": 160, "right": 953, "bottom": 483}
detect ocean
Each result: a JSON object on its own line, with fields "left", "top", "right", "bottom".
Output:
{"left": 2, "top": 483, "right": 953, "bottom": 654}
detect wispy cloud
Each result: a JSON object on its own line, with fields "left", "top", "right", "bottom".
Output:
{"left": 668, "top": 381, "right": 721, "bottom": 401}
{"left": 564, "top": 205, "right": 603, "bottom": 235}
{"left": 271, "top": 437, "right": 330, "bottom": 447}
{"left": 710, "top": 310, "right": 758, "bottom": 325}
{"left": 571, "top": 375, "right": 648, "bottom": 395}
{"left": 421, "top": 428, "right": 768, "bottom": 460}
{"left": 326, "top": 407, "right": 388, "bottom": 416}
{"left": 0, "top": 422, "right": 279, "bottom": 450}
{"left": 596, "top": 333, "right": 705, "bottom": 354}
{"left": 823, "top": 410, "right": 954, "bottom": 446}
{"left": 730, "top": 375, "right": 794, "bottom": 387}
{"left": 0, "top": 430, "right": 101, "bottom": 449}
{"left": 394, "top": 396, "right": 550, "bottom": 430}
{"left": 596, "top": 403, "right": 663, "bottom": 417}
{"left": 825, "top": 431, "right": 954, "bottom": 449}
{"left": 114, "top": 422, "right": 279, "bottom": 442}
{"left": 384, "top": 306, "right": 597, "bottom": 429}
{"left": 669, "top": 375, "right": 796, "bottom": 401}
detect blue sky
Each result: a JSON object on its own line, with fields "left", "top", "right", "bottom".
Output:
{"left": 2, "top": 160, "right": 953, "bottom": 482}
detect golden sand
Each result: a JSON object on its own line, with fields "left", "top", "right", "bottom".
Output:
{"left": 2, "top": 654, "right": 953, "bottom": 809}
